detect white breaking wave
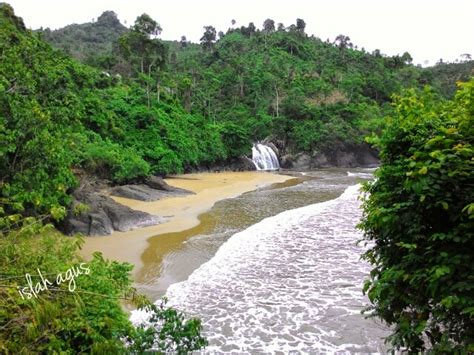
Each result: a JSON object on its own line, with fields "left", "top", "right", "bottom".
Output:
{"left": 347, "top": 171, "right": 374, "bottom": 179}
{"left": 147, "top": 184, "right": 390, "bottom": 353}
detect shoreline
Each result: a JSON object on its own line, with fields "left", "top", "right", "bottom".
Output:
{"left": 79, "top": 171, "right": 294, "bottom": 276}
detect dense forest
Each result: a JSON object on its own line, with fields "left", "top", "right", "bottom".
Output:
{"left": 39, "top": 10, "right": 474, "bottom": 164}
{"left": 1, "top": 2, "right": 473, "bottom": 352}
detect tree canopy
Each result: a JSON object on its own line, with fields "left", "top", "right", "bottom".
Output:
{"left": 360, "top": 79, "right": 474, "bottom": 352}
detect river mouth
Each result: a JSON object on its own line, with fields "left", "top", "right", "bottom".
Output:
{"left": 133, "top": 167, "right": 390, "bottom": 352}
{"left": 135, "top": 168, "right": 375, "bottom": 301}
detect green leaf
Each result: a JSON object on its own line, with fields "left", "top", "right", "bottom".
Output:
{"left": 418, "top": 166, "right": 428, "bottom": 175}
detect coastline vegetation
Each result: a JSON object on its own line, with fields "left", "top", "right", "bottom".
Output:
{"left": 360, "top": 80, "right": 474, "bottom": 352}
{"left": 0, "top": 2, "right": 472, "bottom": 352}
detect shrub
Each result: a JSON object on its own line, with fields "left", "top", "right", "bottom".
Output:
{"left": 0, "top": 216, "right": 207, "bottom": 353}
{"left": 360, "top": 80, "right": 474, "bottom": 352}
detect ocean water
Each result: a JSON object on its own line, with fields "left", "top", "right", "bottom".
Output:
{"left": 157, "top": 181, "right": 389, "bottom": 352}
{"left": 131, "top": 168, "right": 390, "bottom": 352}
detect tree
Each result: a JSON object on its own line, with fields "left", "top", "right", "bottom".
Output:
{"left": 360, "top": 81, "right": 474, "bottom": 352}
{"left": 263, "top": 18, "right": 275, "bottom": 33}
{"left": 180, "top": 35, "right": 188, "bottom": 48}
{"left": 296, "top": 18, "right": 306, "bottom": 34}
{"left": 200, "top": 25, "right": 216, "bottom": 50}
{"left": 96, "top": 11, "right": 121, "bottom": 27}
{"left": 241, "top": 22, "right": 256, "bottom": 37}
{"left": 277, "top": 22, "right": 285, "bottom": 31}
{"left": 334, "top": 34, "right": 352, "bottom": 49}
{"left": 460, "top": 53, "right": 472, "bottom": 62}
{"left": 401, "top": 51, "right": 413, "bottom": 64}
{"left": 372, "top": 49, "right": 382, "bottom": 58}
{"left": 133, "top": 13, "right": 162, "bottom": 37}
{"left": 117, "top": 14, "right": 168, "bottom": 105}
{"left": 118, "top": 14, "right": 167, "bottom": 75}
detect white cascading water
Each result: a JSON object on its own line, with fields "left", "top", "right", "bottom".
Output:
{"left": 252, "top": 143, "right": 280, "bottom": 170}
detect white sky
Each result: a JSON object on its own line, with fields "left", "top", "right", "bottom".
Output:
{"left": 6, "top": 0, "right": 474, "bottom": 66}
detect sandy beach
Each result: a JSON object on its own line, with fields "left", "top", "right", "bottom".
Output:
{"left": 80, "top": 171, "right": 293, "bottom": 276}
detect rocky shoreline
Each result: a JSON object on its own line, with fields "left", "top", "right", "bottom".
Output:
{"left": 279, "top": 143, "right": 379, "bottom": 170}
{"left": 188, "top": 142, "right": 379, "bottom": 173}
{"left": 64, "top": 143, "right": 378, "bottom": 236}
{"left": 61, "top": 176, "right": 193, "bottom": 236}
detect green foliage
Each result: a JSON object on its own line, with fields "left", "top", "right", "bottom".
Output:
{"left": 96, "top": 85, "right": 227, "bottom": 174}
{"left": 0, "top": 5, "right": 228, "bottom": 219}
{"left": 39, "top": 10, "right": 127, "bottom": 63}
{"left": 166, "top": 23, "right": 438, "bottom": 156}
{"left": 0, "top": 6, "right": 211, "bottom": 353}
{"left": 117, "top": 14, "right": 167, "bottom": 78}
{"left": 78, "top": 134, "right": 151, "bottom": 183}
{"left": 359, "top": 80, "right": 474, "bottom": 352}
{"left": 0, "top": 218, "right": 134, "bottom": 353}
{"left": 0, "top": 7, "right": 85, "bottom": 215}
{"left": 130, "top": 299, "right": 208, "bottom": 353}
{"left": 422, "top": 60, "right": 474, "bottom": 98}
{"left": 0, "top": 216, "right": 207, "bottom": 353}
{"left": 41, "top": 8, "right": 471, "bottom": 162}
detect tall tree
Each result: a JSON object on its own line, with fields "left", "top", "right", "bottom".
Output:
{"left": 118, "top": 14, "right": 168, "bottom": 105}
{"left": 200, "top": 25, "right": 216, "bottom": 51}
{"left": 334, "top": 34, "right": 352, "bottom": 49}
{"left": 460, "top": 53, "right": 472, "bottom": 61}
{"left": 118, "top": 13, "right": 166, "bottom": 74}
{"left": 133, "top": 13, "right": 162, "bottom": 37}
{"left": 180, "top": 35, "right": 188, "bottom": 48}
{"left": 241, "top": 22, "right": 256, "bottom": 37}
{"left": 296, "top": 18, "right": 306, "bottom": 34}
{"left": 263, "top": 18, "right": 275, "bottom": 33}
{"left": 401, "top": 51, "right": 413, "bottom": 64}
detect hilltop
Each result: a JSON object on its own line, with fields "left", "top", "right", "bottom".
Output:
{"left": 39, "top": 11, "right": 127, "bottom": 63}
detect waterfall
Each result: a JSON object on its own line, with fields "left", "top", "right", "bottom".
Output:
{"left": 252, "top": 143, "right": 280, "bottom": 170}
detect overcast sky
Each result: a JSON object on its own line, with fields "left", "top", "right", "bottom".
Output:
{"left": 6, "top": 0, "right": 474, "bottom": 66}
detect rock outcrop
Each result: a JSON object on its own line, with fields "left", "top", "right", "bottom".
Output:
{"left": 280, "top": 143, "right": 379, "bottom": 170}
{"left": 188, "top": 156, "right": 257, "bottom": 173}
{"left": 111, "top": 176, "right": 193, "bottom": 201}
{"left": 111, "top": 185, "right": 175, "bottom": 201}
{"left": 144, "top": 175, "right": 191, "bottom": 193}
{"left": 62, "top": 189, "right": 164, "bottom": 236}
{"left": 61, "top": 175, "right": 195, "bottom": 236}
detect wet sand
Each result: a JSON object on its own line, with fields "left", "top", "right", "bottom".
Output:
{"left": 80, "top": 171, "right": 293, "bottom": 276}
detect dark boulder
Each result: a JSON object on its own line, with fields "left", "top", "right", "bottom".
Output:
{"left": 144, "top": 176, "right": 193, "bottom": 194}
{"left": 62, "top": 189, "right": 164, "bottom": 236}
{"left": 282, "top": 143, "right": 379, "bottom": 170}
{"left": 111, "top": 184, "right": 173, "bottom": 201}
{"left": 292, "top": 153, "right": 312, "bottom": 170}
{"left": 281, "top": 152, "right": 313, "bottom": 170}
{"left": 239, "top": 156, "right": 258, "bottom": 171}
{"left": 111, "top": 180, "right": 192, "bottom": 201}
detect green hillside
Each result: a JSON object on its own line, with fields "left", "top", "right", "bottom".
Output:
{"left": 1, "top": 5, "right": 230, "bottom": 219}
{"left": 39, "top": 11, "right": 127, "bottom": 64}
{"left": 41, "top": 13, "right": 473, "bottom": 162}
